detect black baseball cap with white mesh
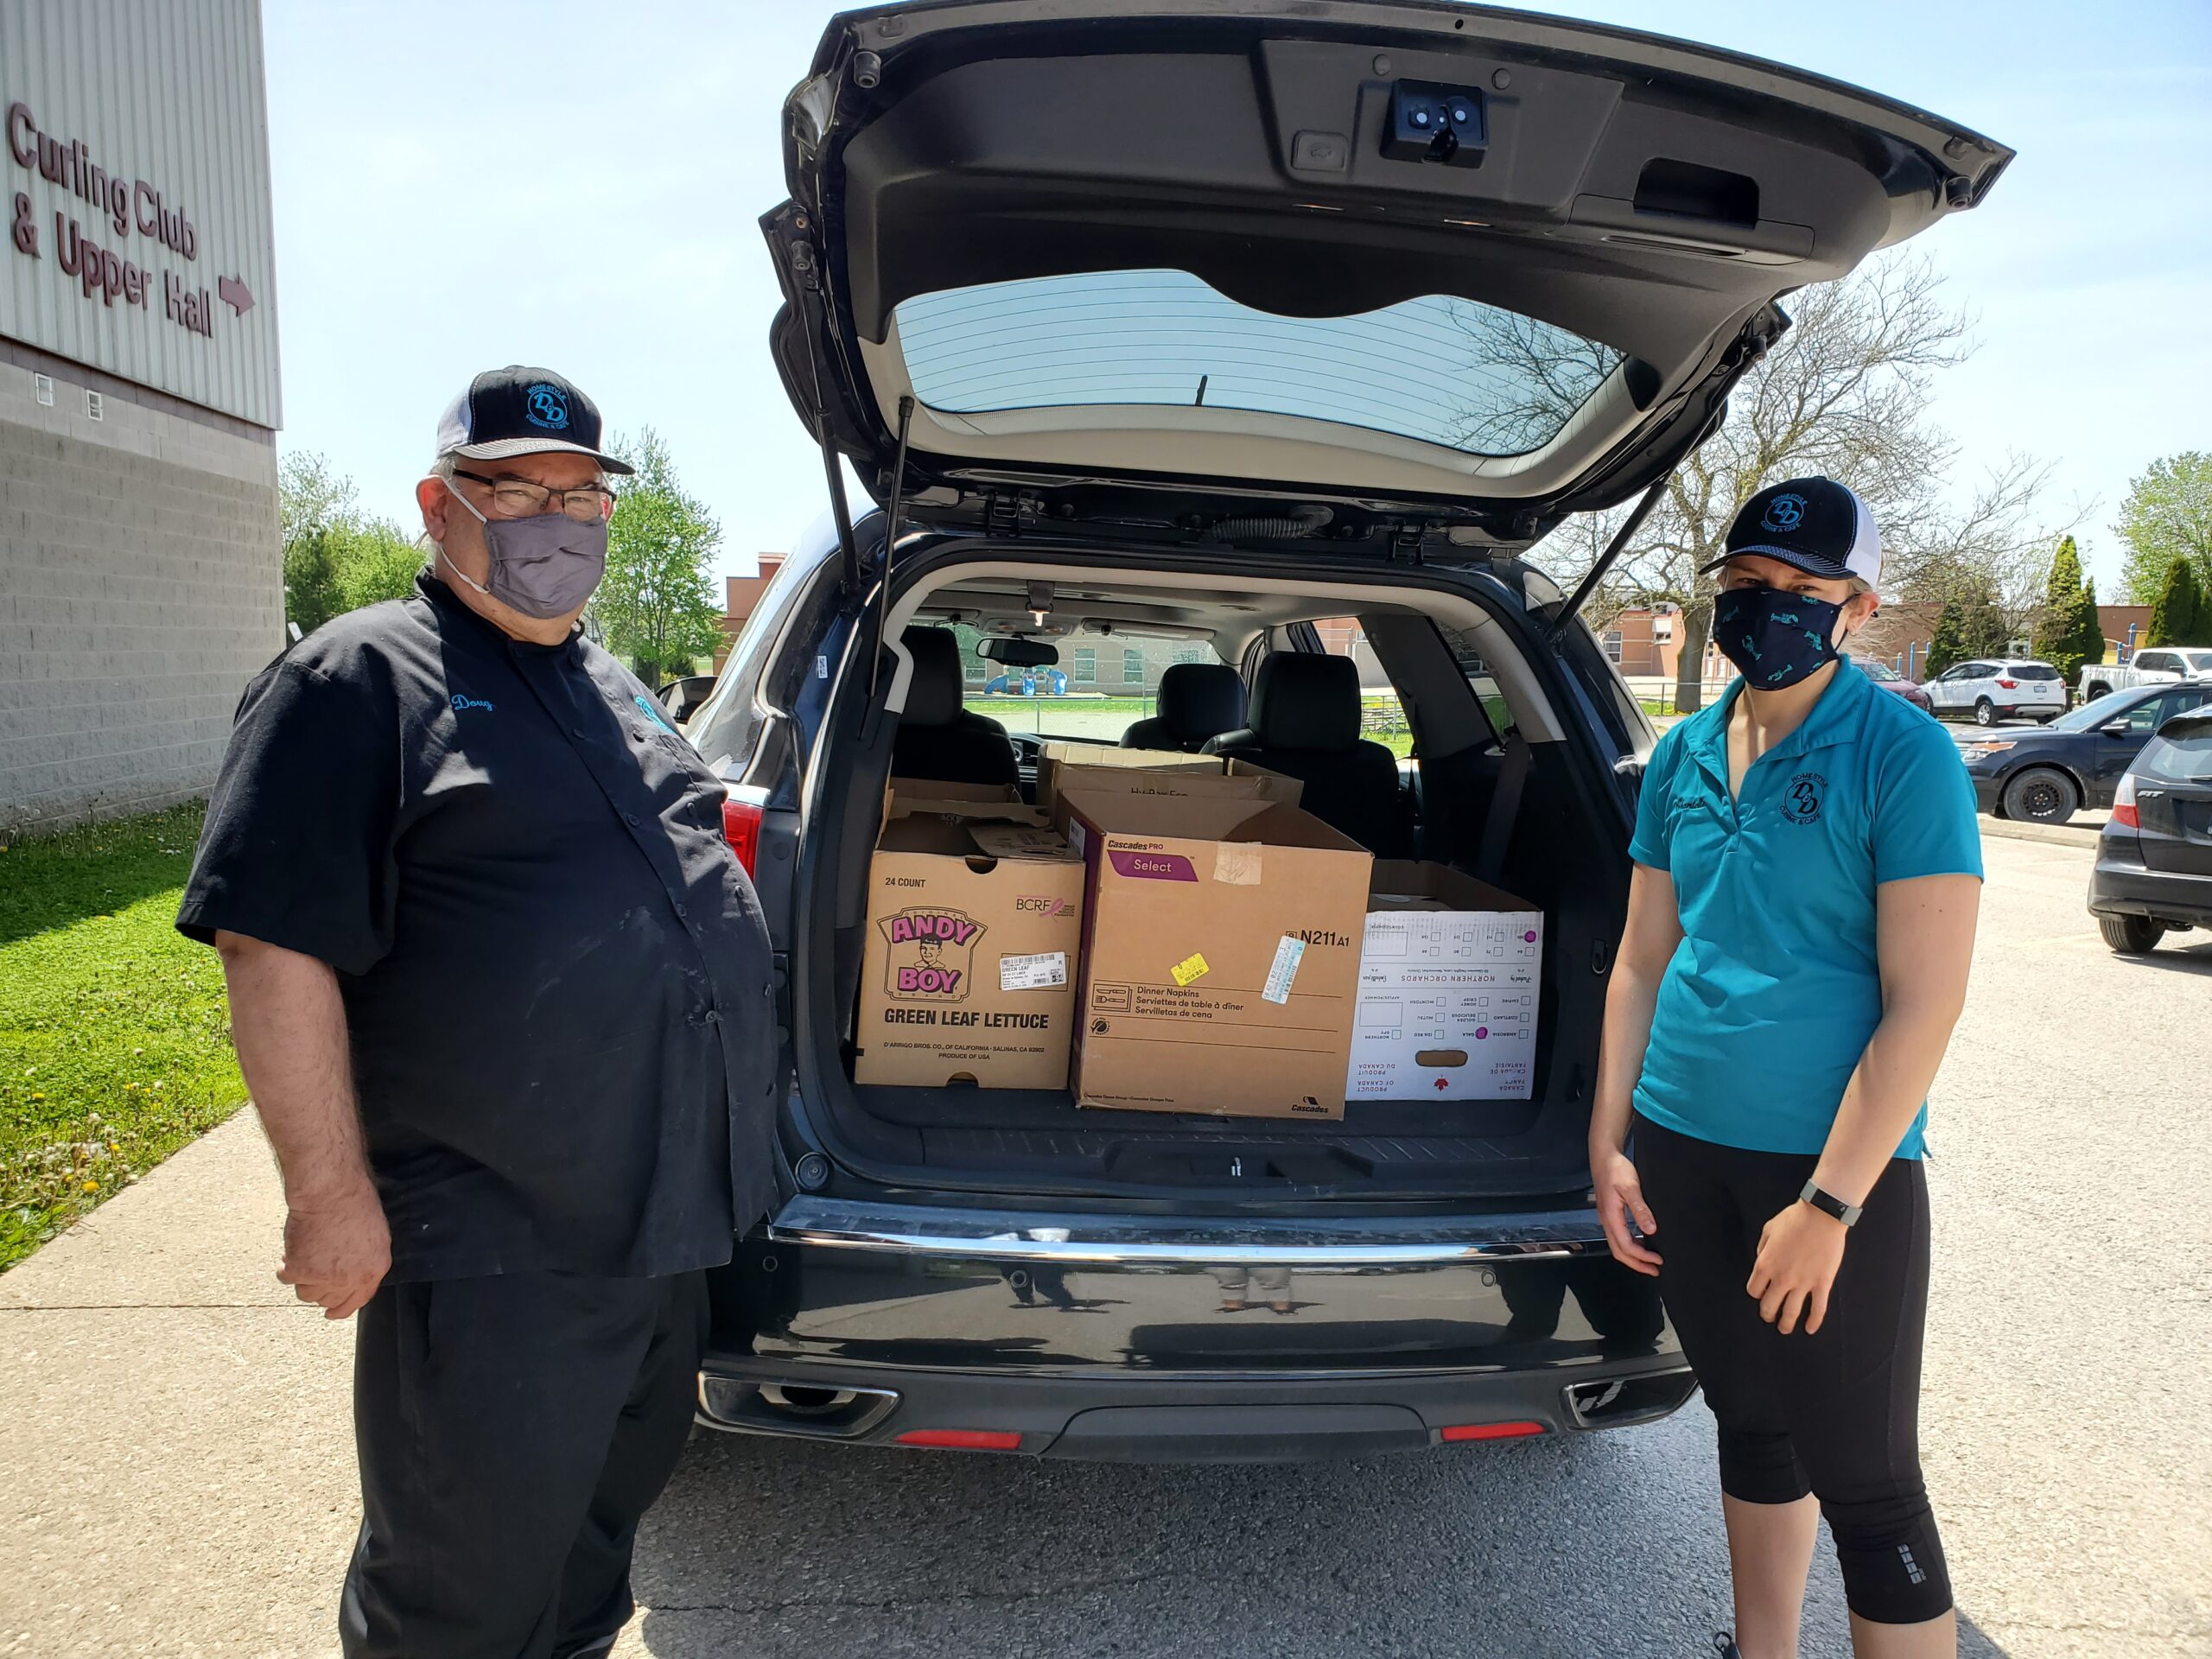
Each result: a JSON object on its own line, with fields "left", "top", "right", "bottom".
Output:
{"left": 433, "top": 365, "right": 633, "bottom": 474}
{"left": 1700, "top": 476, "right": 1880, "bottom": 587}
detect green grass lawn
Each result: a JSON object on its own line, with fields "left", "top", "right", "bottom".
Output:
{"left": 0, "top": 804, "right": 246, "bottom": 1270}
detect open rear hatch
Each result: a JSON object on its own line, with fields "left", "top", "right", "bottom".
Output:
{"left": 756, "top": 2, "right": 2011, "bottom": 1204}
{"left": 764, "top": 0, "right": 2010, "bottom": 549}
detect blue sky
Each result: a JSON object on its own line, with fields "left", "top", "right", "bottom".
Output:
{"left": 264, "top": 0, "right": 2212, "bottom": 591}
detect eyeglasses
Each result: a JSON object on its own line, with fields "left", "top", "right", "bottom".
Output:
{"left": 450, "top": 467, "right": 615, "bottom": 524}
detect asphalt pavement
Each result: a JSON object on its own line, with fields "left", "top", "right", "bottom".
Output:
{"left": 2, "top": 831, "right": 2205, "bottom": 1658}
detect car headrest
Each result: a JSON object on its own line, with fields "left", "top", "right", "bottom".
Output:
{"left": 1250, "top": 652, "right": 1363, "bottom": 750}
{"left": 899, "top": 626, "right": 965, "bottom": 726}
{"left": 1154, "top": 663, "right": 1246, "bottom": 743}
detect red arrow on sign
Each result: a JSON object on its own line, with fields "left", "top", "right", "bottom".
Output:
{"left": 217, "top": 275, "right": 253, "bottom": 315}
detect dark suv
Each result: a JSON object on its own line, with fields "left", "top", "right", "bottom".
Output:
{"left": 678, "top": 0, "right": 2008, "bottom": 1461}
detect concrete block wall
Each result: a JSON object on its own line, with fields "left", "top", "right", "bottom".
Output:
{"left": 0, "top": 356, "right": 283, "bottom": 834}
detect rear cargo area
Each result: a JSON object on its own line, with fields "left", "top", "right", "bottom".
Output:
{"left": 787, "top": 556, "right": 1636, "bottom": 1205}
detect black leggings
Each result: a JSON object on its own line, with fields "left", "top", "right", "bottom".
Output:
{"left": 1633, "top": 1115, "right": 1952, "bottom": 1626}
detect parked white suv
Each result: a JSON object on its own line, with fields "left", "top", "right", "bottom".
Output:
{"left": 2078, "top": 647, "right": 2212, "bottom": 705}
{"left": 1924, "top": 659, "right": 2066, "bottom": 725}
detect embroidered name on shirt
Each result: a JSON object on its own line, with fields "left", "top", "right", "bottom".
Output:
{"left": 450, "top": 693, "right": 495, "bottom": 713}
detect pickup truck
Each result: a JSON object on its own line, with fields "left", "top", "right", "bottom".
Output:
{"left": 2079, "top": 647, "right": 2212, "bottom": 704}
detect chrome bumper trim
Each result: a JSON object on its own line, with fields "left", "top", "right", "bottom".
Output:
{"left": 763, "top": 1196, "right": 1609, "bottom": 1266}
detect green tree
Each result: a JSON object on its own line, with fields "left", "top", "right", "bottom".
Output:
{"left": 2067, "top": 575, "right": 2107, "bottom": 681}
{"left": 1486, "top": 255, "right": 2058, "bottom": 710}
{"left": 277, "top": 450, "right": 421, "bottom": 634}
{"left": 2115, "top": 451, "right": 2212, "bottom": 605}
{"left": 596, "top": 428, "right": 726, "bottom": 687}
{"left": 1959, "top": 582, "right": 2009, "bottom": 658}
{"left": 2031, "top": 536, "right": 2103, "bottom": 684}
{"left": 2145, "top": 556, "right": 2204, "bottom": 648}
{"left": 1923, "top": 599, "right": 1966, "bottom": 679}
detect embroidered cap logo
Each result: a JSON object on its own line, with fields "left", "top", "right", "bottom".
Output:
{"left": 524, "top": 384, "right": 570, "bottom": 430}
{"left": 1762, "top": 493, "right": 1808, "bottom": 533}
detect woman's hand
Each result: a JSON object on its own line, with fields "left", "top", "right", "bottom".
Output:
{"left": 1592, "top": 1146, "right": 1661, "bottom": 1277}
{"left": 1746, "top": 1202, "right": 1847, "bottom": 1334}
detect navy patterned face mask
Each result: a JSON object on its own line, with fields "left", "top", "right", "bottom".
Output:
{"left": 1711, "top": 586, "right": 1845, "bottom": 689}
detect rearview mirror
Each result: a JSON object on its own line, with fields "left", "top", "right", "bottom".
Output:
{"left": 2102, "top": 721, "right": 2133, "bottom": 738}
{"left": 976, "top": 637, "right": 1059, "bottom": 668}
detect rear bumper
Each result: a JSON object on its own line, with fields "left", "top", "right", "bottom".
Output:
{"left": 698, "top": 1197, "right": 1690, "bottom": 1461}
{"left": 2089, "top": 848, "right": 2212, "bottom": 929}
{"left": 696, "top": 1351, "right": 1700, "bottom": 1460}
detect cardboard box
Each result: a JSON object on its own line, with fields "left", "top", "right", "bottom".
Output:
{"left": 1345, "top": 861, "right": 1543, "bottom": 1101}
{"left": 1035, "top": 743, "right": 1225, "bottom": 812}
{"left": 888, "top": 776, "right": 1023, "bottom": 804}
{"left": 1061, "top": 789, "right": 1373, "bottom": 1119}
{"left": 1042, "top": 760, "right": 1302, "bottom": 835}
{"left": 854, "top": 799, "right": 1085, "bottom": 1090}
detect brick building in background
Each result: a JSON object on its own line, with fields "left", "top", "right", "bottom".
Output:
{"left": 715, "top": 554, "right": 786, "bottom": 668}
{"left": 1, "top": 0, "right": 283, "bottom": 832}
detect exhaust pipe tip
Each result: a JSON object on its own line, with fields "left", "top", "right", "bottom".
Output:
{"left": 697, "top": 1374, "right": 900, "bottom": 1440}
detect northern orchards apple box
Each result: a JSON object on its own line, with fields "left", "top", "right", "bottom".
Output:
{"left": 1060, "top": 786, "right": 1372, "bottom": 1119}
{"left": 1347, "top": 861, "right": 1543, "bottom": 1101}
{"left": 854, "top": 793, "right": 1084, "bottom": 1090}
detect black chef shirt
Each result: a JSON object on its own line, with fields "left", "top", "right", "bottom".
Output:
{"left": 178, "top": 572, "right": 780, "bottom": 1283}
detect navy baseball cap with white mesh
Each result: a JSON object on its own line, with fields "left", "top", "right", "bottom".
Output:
{"left": 433, "top": 365, "right": 633, "bottom": 474}
{"left": 1700, "top": 476, "right": 1880, "bottom": 588}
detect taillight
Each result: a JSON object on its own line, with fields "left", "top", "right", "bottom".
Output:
{"left": 2113, "top": 772, "right": 2140, "bottom": 830}
{"left": 1440, "top": 1421, "right": 1548, "bottom": 1443}
{"left": 721, "top": 792, "right": 765, "bottom": 874}
{"left": 1996, "top": 678, "right": 2018, "bottom": 690}
{"left": 896, "top": 1429, "right": 1023, "bottom": 1452}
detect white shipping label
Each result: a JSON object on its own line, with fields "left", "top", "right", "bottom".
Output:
{"left": 1261, "top": 934, "right": 1306, "bottom": 1004}
{"left": 999, "top": 950, "right": 1068, "bottom": 992}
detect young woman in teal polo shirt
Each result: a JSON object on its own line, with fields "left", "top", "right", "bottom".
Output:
{"left": 1592, "top": 478, "right": 1983, "bottom": 1659}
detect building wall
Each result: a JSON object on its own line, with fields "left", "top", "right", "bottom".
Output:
{"left": 2, "top": 0, "right": 282, "bottom": 428}
{"left": 1, "top": 347, "right": 281, "bottom": 830}
{"left": 2097, "top": 606, "right": 2152, "bottom": 658}
{"left": 715, "top": 556, "right": 784, "bottom": 669}
{"left": 1, "top": 0, "right": 283, "bottom": 832}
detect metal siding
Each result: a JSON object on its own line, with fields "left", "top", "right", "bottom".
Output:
{"left": 0, "top": 0, "right": 280, "bottom": 428}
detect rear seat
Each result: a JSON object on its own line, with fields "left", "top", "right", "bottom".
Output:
{"left": 1204, "top": 653, "right": 1409, "bottom": 855}
{"left": 1120, "top": 663, "right": 1246, "bottom": 753}
{"left": 889, "top": 626, "right": 1019, "bottom": 788}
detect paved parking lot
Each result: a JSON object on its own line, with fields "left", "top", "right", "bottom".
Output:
{"left": 2, "top": 831, "right": 2205, "bottom": 1657}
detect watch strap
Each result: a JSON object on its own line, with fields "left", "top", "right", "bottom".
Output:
{"left": 1799, "top": 1179, "right": 1863, "bottom": 1227}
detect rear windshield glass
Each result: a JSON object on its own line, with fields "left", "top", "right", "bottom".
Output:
{"left": 2135, "top": 730, "right": 2212, "bottom": 785}
{"left": 2010, "top": 664, "right": 2061, "bottom": 680}
{"left": 950, "top": 624, "right": 1227, "bottom": 745}
{"left": 893, "top": 269, "right": 1623, "bottom": 458}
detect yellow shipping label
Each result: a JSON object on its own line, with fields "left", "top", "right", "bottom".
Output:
{"left": 1169, "top": 951, "right": 1211, "bottom": 988}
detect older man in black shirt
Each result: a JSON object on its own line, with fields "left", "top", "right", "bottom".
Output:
{"left": 179, "top": 365, "right": 779, "bottom": 1659}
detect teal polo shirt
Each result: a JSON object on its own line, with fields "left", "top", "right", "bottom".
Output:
{"left": 1627, "top": 659, "right": 1981, "bottom": 1159}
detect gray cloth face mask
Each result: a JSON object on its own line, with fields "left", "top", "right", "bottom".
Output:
{"left": 438, "top": 477, "right": 608, "bottom": 620}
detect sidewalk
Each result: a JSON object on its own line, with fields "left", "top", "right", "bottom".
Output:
{"left": 0, "top": 1114, "right": 355, "bottom": 1659}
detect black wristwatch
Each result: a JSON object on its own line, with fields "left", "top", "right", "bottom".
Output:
{"left": 1799, "top": 1180, "right": 1864, "bottom": 1228}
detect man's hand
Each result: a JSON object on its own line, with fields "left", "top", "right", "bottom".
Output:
{"left": 1746, "top": 1201, "right": 1847, "bottom": 1335}
{"left": 279, "top": 1178, "right": 390, "bottom": 1319}
{"left": 1592, "top": 1146, "right": 1662, "bottom": 1277}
